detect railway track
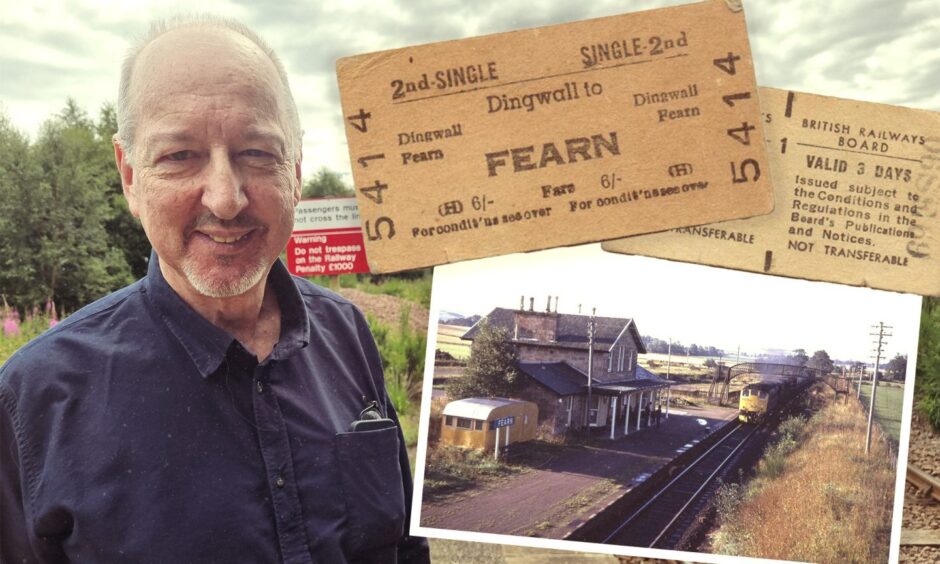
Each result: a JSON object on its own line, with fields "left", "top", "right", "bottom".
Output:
{"left": 902, "top": 463, "right": 940, "bottom": 547}
{"left": 602, "top": 422, "right": 758, "bottom": 549}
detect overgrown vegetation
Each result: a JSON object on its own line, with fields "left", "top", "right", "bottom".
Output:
{"left": 917, "top": 297, "right": 940, "bottom": 429}
{"left": 422, "top": 444, "right": 521, "bottom": 496}
{"left": 712, "top": 388, "right": 895, "bottom": 562}
{"left": 1, "top": 305, "right": 59, "bottom": 364}
{"left": 366, "top": 307, "right": 427, "bottom": 447}
{"left": 445, "top": 319, "right": 522, "bottom": 399}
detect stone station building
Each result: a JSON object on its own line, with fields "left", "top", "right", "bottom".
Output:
{"left": 461, "top": 296, "right": 672, "bottom": 438}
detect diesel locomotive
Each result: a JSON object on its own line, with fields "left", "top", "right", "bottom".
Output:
{"left": 738, "top": 382, "right": 783, "bottom": 423}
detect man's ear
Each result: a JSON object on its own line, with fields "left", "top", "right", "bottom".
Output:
{"left": 113, "top": 135, "right": 140, "bottom": 217}
{"left": 293, "top": 146, "right": 303, "bottom": 205}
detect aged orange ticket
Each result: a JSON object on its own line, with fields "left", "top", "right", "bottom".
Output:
{"left": 336, "top": 0, "right": 774, "bottom": 272}
{"left": 604, "top": 87, "right": 940, "bottom": 296}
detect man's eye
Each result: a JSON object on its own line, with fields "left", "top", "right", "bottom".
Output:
{"left": 243, "top": 149, "right": 272, "bottom": 158}
{"left": 165, "top": 150, "right": 193, "bottom": 161}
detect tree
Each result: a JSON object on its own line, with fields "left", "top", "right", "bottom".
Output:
{"left": 96, "top": 102, "right": 151, "bottom": 279}
{"left": 808, "top": 349, "right": 834, "bottom": 375}
{"left": 884, "top": 354, "right": 907, "bottom": 381}
{"left": 0, "top": 101, "right": 135, "bottom": 313}
{"left": 301, "top": 167, "right": 353, "bottom": 199}
{"left": 446, "top": 320, "right": 521, "bottom": 399}
{"left": 0, "top": 113, "right": 42, "bottom": 307}
{"left": 789, "top": 348, "right": 809, "bottom": 367}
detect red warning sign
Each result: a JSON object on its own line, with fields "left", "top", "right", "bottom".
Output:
{"left": 287, "top": 198, "right": 370, "bottom": 276}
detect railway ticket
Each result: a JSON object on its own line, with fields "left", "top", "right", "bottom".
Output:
{"left": 603, "top": 87, "right": 940, "bottom": 296}
{"left": 336, "top": 0, "right": 774, "bottom": 273}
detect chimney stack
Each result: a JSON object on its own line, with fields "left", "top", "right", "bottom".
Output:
{"left": 529, "top": 297, "right": 534, "bottom": 312}
{"left": 554, "top": 296, "right": 559, "bottom": 313}
{"left": 520, "top": 295, "right": 525, "bottom": 311}
{"left": 546, "top": 296, "right": 551, "bottom": 313}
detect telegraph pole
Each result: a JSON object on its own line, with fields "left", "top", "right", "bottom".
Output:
{"left": 865, "top": 322, "right": 892, "bottom": 455}
{"left": 585, "top": 308, "right": 596, "bottom": 429}
{"left": 666, "top": 337, "right": 672, "bottom": 380}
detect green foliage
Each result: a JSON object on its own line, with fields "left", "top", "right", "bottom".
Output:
{"left": 808, "top": 350, "right": 834, "bottom": 375}
{"left": 789, "top": 348, "right": 809, "bottom": 367}
{"left": 423, "top": 444, "right": 518, "bottom": 497}
{"left": 301, "top": 167, "right": 353, "bottom": 199}
{"left": 918, "top": 298, "right": 940, "bottom": 429}
{"left": 883, "top": 353, "right": 907, "bottom": 381}
{"left": 0, "top": 309, "right": 54, "bottom": 365}
{"left": 0, "top": 101, "right": 138, "bottom": 313}
{"left": 367, "top": 308, "right": 426, "bottom": 410}
{"left": 712, "top": 482, "right": 750, "bottom": 556}
{"left": 446, "top": 320, "right": 521, "bottom": 399}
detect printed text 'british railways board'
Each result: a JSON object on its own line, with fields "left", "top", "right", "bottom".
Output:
{"left": 604, "top": 87, "right": 940, "bottom": 296}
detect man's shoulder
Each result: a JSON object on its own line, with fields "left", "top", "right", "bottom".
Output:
{"left": 0, "top": 281, "right": 145, "bottom": 386}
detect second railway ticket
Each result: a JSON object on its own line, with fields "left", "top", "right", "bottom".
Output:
{"left": 336, "top": 0, "right": 774, "bottom": 273}
{"left": 604, "top": 87, "right": 940, "bottom": 296}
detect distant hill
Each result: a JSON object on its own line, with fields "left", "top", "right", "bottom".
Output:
{"left": 439, "top": 311, "right": 481, "bottom": 327}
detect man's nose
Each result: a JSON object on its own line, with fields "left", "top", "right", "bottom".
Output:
{"left": 201, "top": 151, "right": 248, "bottom": 220}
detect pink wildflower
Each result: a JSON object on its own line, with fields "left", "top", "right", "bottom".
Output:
{"left": 3, "top": 314, "right": 20, "bottom": 337}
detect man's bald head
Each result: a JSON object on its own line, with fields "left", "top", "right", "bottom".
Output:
{"left": 116, "top": 15, "right": 302, "bottom": 166}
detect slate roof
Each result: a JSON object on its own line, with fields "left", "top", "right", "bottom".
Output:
{"left": 594, "top": 379, "right": 671, "bottom": 393}
{"left": 517, "top": 361, "right": 670, "bottom": 396}
{"left": 463, "top": 307, "right": 647, "bottom": 353}
{"left": 517, "top": 361, "right": 586, "bottom": 396}
{"left": 635, "top": 365, "right": 657, "bottom": 380}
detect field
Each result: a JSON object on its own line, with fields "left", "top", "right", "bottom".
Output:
{"left": 856, "top": 380, "right": 905, "bottom": 443}
{"left": 436, "top": 324, "right": 471, "bottom": 360}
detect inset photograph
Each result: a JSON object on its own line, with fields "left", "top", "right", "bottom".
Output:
{"left": 414, "top": 244, "right": 921, "bottom": 563}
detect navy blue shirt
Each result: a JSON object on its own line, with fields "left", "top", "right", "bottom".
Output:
{"left": 0, "top": 256, "right": 429, "bottom": 563}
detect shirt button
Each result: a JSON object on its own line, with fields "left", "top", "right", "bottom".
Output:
{"left": 275, "top": 476, "right": 285, "bottom": 488}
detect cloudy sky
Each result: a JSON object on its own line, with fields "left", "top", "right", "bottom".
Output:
{"left": 2, "top": 0, "right": 938, "bottom": 182}
{"left": 0, "top": 0, "right": 932, "bottom": 360}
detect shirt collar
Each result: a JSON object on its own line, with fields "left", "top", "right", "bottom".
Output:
{"left": 143, "top": 252, "right": 310, "bottom": 378}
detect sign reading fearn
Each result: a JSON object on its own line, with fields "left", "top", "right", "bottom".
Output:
{"left": 490, "top": 416, "right": 516, "bottom": 430}
{"left": 337, "top": 0, "right": 774, "bottom": 272}
{"left": 287, "top": 198, "right": 370, "bottom": 276}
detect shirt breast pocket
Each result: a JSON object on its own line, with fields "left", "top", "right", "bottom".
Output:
{"left": 334, "top": 425, "right": 406, "bottom": 556}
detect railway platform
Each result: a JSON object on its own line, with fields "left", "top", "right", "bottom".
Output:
{"left": 419, "top": 402, "right": 739, "bottom": 539}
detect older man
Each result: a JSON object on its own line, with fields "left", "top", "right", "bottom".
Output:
{"left": 0, "top": 16, "right": 428, "bottom": 563}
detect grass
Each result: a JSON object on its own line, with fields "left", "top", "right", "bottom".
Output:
{"left": 855, "top": 380, "right": 904, "bottom": 443}
{"left": 711, "top": 386, "right": 896, "bottom": 562}
{"left": 1, "top": 309, "right": 57, "bottom": 365}
{"left": 422, "top": 444, "right": 521, "bottom": 497}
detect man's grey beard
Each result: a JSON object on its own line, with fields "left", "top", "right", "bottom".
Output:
{"left": 182, "top": 257, "right": 269, "bottom": 298}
